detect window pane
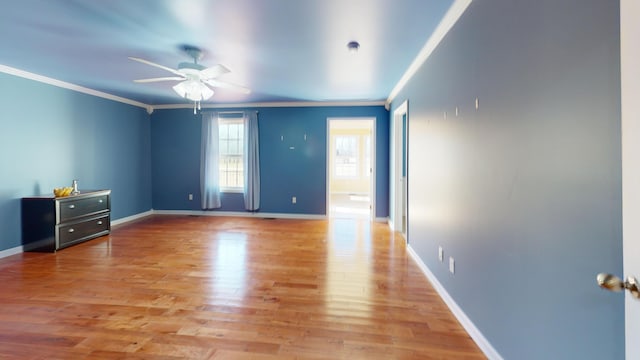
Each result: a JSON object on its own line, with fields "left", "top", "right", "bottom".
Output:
{"left": 334, "top": 135, "right": 358, "bottom": 178}
{"left": 218, "top": 118, "right": 245, "bottom": 190}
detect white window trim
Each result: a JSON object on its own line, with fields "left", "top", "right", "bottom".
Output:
{"left": 219, "top": 117, "right": 245, "bottom": 193}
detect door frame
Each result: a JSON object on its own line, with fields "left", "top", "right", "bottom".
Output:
{"left": 326, "top": 117, "right": 376, "bottom": 220}
{"left": 621, "top": 0, "right": 639, "bottom": 357}
{"left": 391, "top": 101, "right": 408, "bottom": 238}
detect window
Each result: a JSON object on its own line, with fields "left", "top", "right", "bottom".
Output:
{"left": 218, "top": 117, "right": 244, "bottom": 191}
{"left": 334, "top": 135, "right": 359, "bottom": 178}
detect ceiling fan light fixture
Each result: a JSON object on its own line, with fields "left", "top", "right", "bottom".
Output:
{"left": 172, "top": 80, "right": 214, "bottom": 101}
{"left": 130, "top": 46, "right": 248, "bottom": 111}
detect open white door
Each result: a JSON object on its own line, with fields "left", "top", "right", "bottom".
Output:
{"left": 621, "top": 1, "right": 640, "bottom": 357}
{"left": 592, "top": 4, "right": 638, "bottom": 356}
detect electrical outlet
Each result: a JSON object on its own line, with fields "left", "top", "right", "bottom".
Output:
{"left": 188, "top": 194, "right": 193, "bottom": 201}
{"left": 292, "top": 196, "right": 297, "bottom": 204}
{"left": 449, "top": 257, "right": 455, "bottom": 274}
{"left": 438, "top": 246, "right": 444, "bottom": 262}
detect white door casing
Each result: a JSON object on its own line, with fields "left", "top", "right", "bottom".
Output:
{"left": 326, "top": 118, "right": 376, "bottom": 220}
{"left": 392, "top": 101, "right": 408, "bottom": 234}
{"left": 621, "top": 0, "right": 640, "bottom": 358}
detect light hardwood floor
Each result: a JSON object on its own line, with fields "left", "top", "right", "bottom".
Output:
{"left": 0, "top": 215, "right": 485, "bottom": 359}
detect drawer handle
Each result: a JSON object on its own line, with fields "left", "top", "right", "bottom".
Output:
{"left": 68, "top": 228, "right": 75, "bottom": 233}
{"left": 97, "top": 221, "right": 103, "bottom": 225}
{"left": 68, "top": 204, "right": 75, "bottom": 209}
{"left": 98, "top": 199, "right": 103, "bottom": 203}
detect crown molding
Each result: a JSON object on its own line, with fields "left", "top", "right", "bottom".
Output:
{"left": 0, "top": 64, "right": 153, "bottom": 113}
{"left": 152, "top": 100, "right": 387, "bottom": 111}
{"left": 386, "top": 0, "right": 473, "bottom": 108}
{"left": 0, "top": 63, "right": 385, "bottom": 112}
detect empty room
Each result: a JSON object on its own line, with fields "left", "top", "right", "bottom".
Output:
{"left": 0, "top": 0, "right": 635, "bottom": 359}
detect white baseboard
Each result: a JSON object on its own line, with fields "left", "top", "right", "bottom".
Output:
{"left": 111, "top": 210, "right": 154, "bottom": 226}
{"left": 0, "top": 209, "right": 381, "bottom": 260}
{"left": 152, "top": 209, "right": 327, "bottom": 220}
{"left": 155, "top": 209, "right": 385, "bottom": 222}
{"left": 407, "top": 245, "right": 504, "bottom": 360}
{"left": 0, "top": 245, "right": 23, "bottom": 259}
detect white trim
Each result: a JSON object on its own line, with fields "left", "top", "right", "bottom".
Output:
{"left": 0, "top": 64, "right": 153, "bottom": 113}
{"left": 152, "top": 209, "right": 327, "bottom": 220}
{"left": 0, "top": 64, "right": 385, "bottom": 113}
{"left": 111, "top": 210, "right": 154, "bottom": 226}
{"left": 621, "top": 0, "right": 640, "bottom": 356}
{"left": 391, "top": 101, "right": 408, "bottom": 233}
{"left": 407, "top": 245, "right": 504, "bottom": 360}
{"left": 325, "top": 120, "right": 332, "bottom": 218}
{"left": 370, "top": 120, "right": 377, "bottom": 221}
{"left": 152, "top": 100, "right": 386, "bottom": 111}
{"left": 374, "top": 217, "right": 389, "bottom": 223}
{"left": 0, "top": 245, "right": 23, "bottom": 259}
{"left": 386, "top": 0, "right": 473, "bottom": 106}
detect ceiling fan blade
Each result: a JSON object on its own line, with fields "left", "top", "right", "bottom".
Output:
{"left": 134, "top": 76, "right": 185, "bottom": 83}
{"left": 200, "top": 64, "right": 231, "bottom": 80}
{"left": 205, "top": 79, "right": 251, "bottom": 94}
{"left": 128, "top": 57, "right": 184, "bottom": 76}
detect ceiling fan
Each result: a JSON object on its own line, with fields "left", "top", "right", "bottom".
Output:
{"left": 129, "top": 46, "right": 250, "bottom": 112}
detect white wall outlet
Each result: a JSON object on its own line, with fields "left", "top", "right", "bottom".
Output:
{"left": 449, "top": 257, "right": 455, "bottom": 274}
{"left": 438, "top": 246, "right": 444, "bottom": 262}
{"left": 188, "top": 194, "right": 193, "bottom": 201}
{"left": 292, "top": 196, "right": 297, "bottom": 204}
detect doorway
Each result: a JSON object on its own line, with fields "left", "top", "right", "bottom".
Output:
{"left": 327, "top": 118, "right": 375, "bottom": 220}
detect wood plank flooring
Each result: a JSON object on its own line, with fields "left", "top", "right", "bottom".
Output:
{"left": 0, "top": 215, "right": 485, "bottom": 359}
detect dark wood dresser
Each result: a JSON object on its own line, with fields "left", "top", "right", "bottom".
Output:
{"left": 22, "top": 189, "right": 111, "bottom": 252}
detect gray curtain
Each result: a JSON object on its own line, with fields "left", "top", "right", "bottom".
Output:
{"left": 200, "top": 111, "right": 221, "bottom": 209}
{"left": 243, "top": 111, "right": 260, "bottom": 211}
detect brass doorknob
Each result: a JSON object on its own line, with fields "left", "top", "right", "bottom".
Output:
{"left": 597, "top": 273, "right": 640, "bottom": 299}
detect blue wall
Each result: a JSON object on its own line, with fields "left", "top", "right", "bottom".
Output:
{"left": 0, "top": 73, "right": 153, "bottom": 252}
{"left": 150, "top": 106, "right": 389, "bottom": 218}
{"left": 390, "top": 0, "right": 623, "bottom": 358}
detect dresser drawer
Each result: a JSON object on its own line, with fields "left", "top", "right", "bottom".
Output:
{"left": 58, "top": 195, "right": 109, "bottom": 223}
{"left": 57, "top": 214, "right": 110, "bottom": 249}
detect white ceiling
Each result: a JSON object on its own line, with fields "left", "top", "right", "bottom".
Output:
{"left": 0, "top": 0, "right": 456, "bottom": 106}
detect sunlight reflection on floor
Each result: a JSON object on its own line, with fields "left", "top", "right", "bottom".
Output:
{"left": 330, "top": 193, "right": 371, "bottom": 220}
{"left": 209, "top": 232, "right": 247, "bottom": 301}
{"left": 325, "top": 218, "right": 373, "bottom": 317}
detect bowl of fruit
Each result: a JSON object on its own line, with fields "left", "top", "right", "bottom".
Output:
{"left": 53, "top": 187, "right": 74, "bottom": 197}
